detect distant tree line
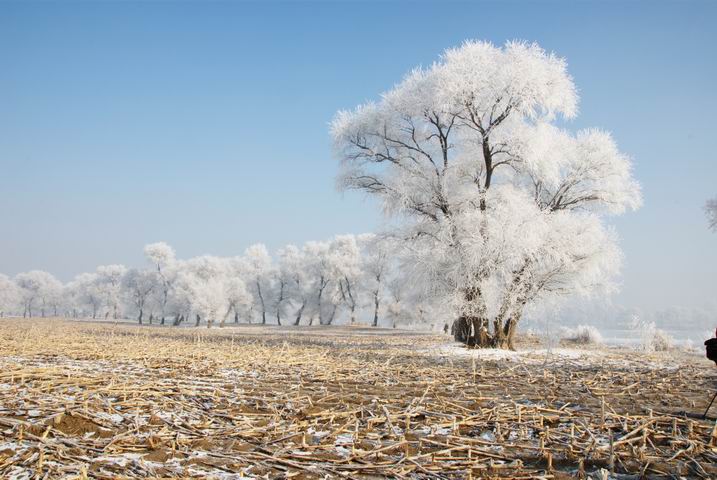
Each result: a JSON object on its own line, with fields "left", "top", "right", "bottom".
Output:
{"left": 0, "top": 235, "right": 444, "bottom": 330}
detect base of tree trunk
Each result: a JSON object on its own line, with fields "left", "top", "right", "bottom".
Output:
{"left": 452, "top": 317, "right": 515, "bottom": 350}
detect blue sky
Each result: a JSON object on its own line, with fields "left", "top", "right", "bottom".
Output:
{"left": 1, "top": 1, "right": 715, "bottom": 313}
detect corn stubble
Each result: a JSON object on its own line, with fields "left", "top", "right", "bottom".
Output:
{"left": 0, "top": 319, "right": 716, "bottom": 479}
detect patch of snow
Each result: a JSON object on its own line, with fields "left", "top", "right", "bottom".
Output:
{"left": 431, "top": 344, "right": 598, "bottom": 363}
{"left": 96, "top": 412, "right": 124, "bottom": 424}
{"left": 335, "top": 446, "right": 351, "bottom": 457}
{"left": 6, "top": 467, "right": 31, "bottom": 480}
{"left": 480, "top": 430, "right": 496, "bottom": 442}
{"left": 291, "top": 450, "right": 312, "bottom": 456}
{"left": 335, "top": 433, "right": 354, "bottom": 445}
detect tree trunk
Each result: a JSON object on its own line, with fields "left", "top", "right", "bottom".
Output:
{"left": 256, "top": 281, "right": 266, "bottom": 325}
{"left": 234, "top": 312, "right": 239, "bottom": 324}
{"left": 452, "top": 315, "right": 519, "bottom": 349}
{"left": 294, "top": 301, "right": 305, "bottom": 326}
{"left": 372, "top": 292, "right": 380, "bottom": 327}
{"left": 326, "top": 304, "right": 337, "bottom": 325}
{"left": 138, "top": 310, "right": 143, "bottom": 324}
{"left": 195, "top": 314, "right": 201, "bottom": 327}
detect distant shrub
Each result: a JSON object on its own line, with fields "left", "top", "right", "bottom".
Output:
{"left": 560, "top": 325, "right": 603, "bottom": 345}
{"left": 630, "top": 315, "right": 673, "bottom": 352}
{"left": 651, "top": 328, "right": 674, "bottom": 351}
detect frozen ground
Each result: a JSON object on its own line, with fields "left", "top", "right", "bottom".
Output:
{"left": 0, "top": 318, "right": 716, "bottom": 479}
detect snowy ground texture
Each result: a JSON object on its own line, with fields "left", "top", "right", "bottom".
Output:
{"left": 0, "top": 318, "right": 716, "bottom": 479}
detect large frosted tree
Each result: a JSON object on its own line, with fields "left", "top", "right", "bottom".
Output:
{"left": 332, "top": 40, "right": 641, "bottom": 348}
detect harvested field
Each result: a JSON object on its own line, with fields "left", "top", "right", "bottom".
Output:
{"left": 0, "top": 319, "right": 716, "bottom": 479}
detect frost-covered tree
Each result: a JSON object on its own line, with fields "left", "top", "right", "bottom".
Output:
{"left": 706, "top": 197, "right": 717, "bottom": 231}
{"left": 68, "top": 273, "right": 104, "bottom": 318}
{"left": 14, "top": 270, "right": 62, "bottom": 318}
{"left": 175, "top": 256, "right": 229, "bottom": 328}
{"left": 244, "top": 244, "right": 274, "bottom": 324}
{"left": 278, "top": 245, "right": 311, "bottom": 325}
{"left": 332, "top": 40, "right": 641, "bottom": 348}
{"left": 359, "top": 234, "right": 393, "bottom": 327}
{"left": 270, "top": 253, "right": 292, "bottom": 326}
{"left": 331, "top": 235, "right": 363, "bottom": 324}
{"left": 224, "top": 274, "right": 253, "bottom": 327}
{"left": 122, "top": 269, "right": 156, "bottom": 324}
{"left": 96, "top": 265, "right": 127, "bottom": 319}
{"left": 0, "top": 274, "right": 20, "bottom": 317}
{"left": 144, "top": 242, "right": 177, "bottom": 324}
{"left": 303, "top": 240, "right": 338, "bottom": 325}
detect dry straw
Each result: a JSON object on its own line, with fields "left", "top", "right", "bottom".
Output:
{"left": 0, "top": 319, "right": 716, "bottom": 479}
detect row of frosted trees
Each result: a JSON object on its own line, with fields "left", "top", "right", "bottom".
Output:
{"left": 0, "top": 235, "right": 445, "bottom": 329}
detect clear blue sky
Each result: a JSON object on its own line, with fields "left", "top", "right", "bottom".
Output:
{"left": 1, "top": 1, "right": 715, "bottom": 313}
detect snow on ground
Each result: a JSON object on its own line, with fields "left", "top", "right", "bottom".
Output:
{"left": 427, "top": 341, "right": 702, "bottom": 371}
{"left": 430, "top": 343, "right": 601, "bottom": 363}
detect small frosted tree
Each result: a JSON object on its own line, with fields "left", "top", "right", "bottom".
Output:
{"left": 15, "top": 270, "right": 62, "bottom": 318}
{"left": 278, "top": 245, "right": 311, "bottom": 325}
{"left": 359, "top": 234, "right": 393, "bottom": 327}
{"left": 332, "top": 40, "right": 641, "bottom": 348}
{"left": 244, "top": 244, "right": 273, "bottom": 324}
{"left": 96, "top": 265, "right": 127, "bottom": 319}
{"left": 122, "top": 269, "right": 156, "bottom": 324}
{"left": 224, "top": 275, "right": 253, "bottom": 326}
{"left": 144, "top": 242, "right": 177, "bottom": 324}
{"left": 331, "top": 234, "right": 363, "bottom": 324}
{"left": 68, "top": 273, "right": 104, "bottom": 318}
{"left": 304, "top": 240, "right": 332, "bottom": 325}
{"left": 176, "top": 256, "right": 229, "bottom": 327}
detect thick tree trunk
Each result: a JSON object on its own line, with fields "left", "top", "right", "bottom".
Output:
{"left": 195, "top": 314, "right": 201, "bottom": 327}
{"left": 234, "top": 312, "right": 239, "bottom": 324}
{"left": 138, "top": 310, "right": 143, "bottom": 324}
{"left": 452, "top": 315, "right": 518, "bottom": 349}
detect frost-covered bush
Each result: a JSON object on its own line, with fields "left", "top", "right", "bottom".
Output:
{"left": 630, "top": 315, "right": 673, "bottom": 352}
{"left": 651, "top": 328, "right": 674, "bottom": 352}
{"left": 560, "top": 325, "right": 603, "bottom": 345}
